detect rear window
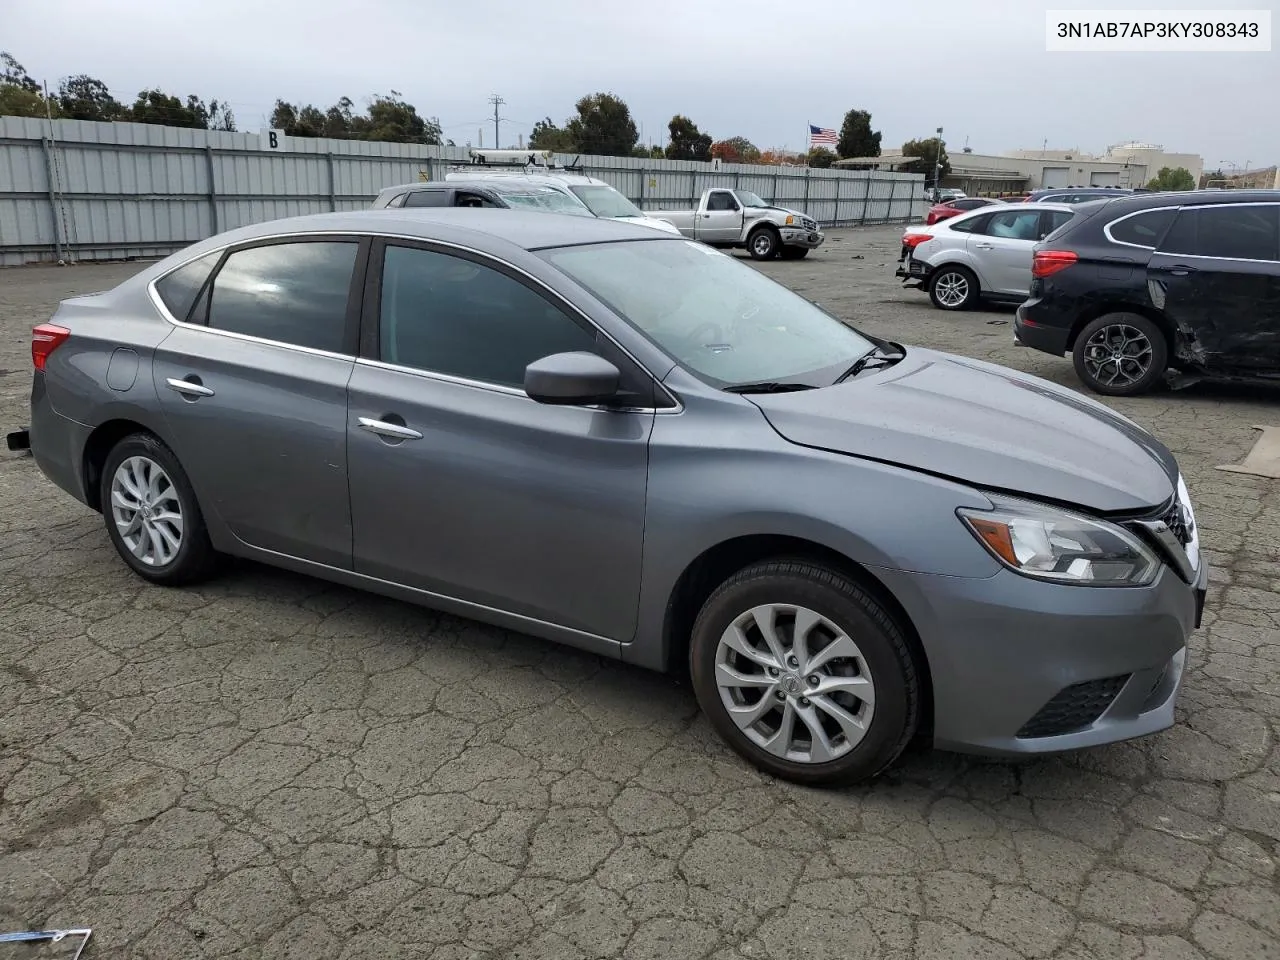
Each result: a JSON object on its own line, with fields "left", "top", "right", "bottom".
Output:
{"left": 1158, "top": 205, "right": 1279, "bottom": 261}
{"left": 1107, "top": 209, "right": 1176, "bottom": 249}
{"left": 404, "top": 190, "right": 450, "bottom": 208}
{"left": 154, "top": 252, "right": 220, "bottom": 322}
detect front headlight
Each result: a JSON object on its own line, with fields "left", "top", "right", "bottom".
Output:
{"left": 958, "top": 495, "right": 1159, "bottom": 586}
{"left": 784, "top": 214, "right": 796, "bottom": 225}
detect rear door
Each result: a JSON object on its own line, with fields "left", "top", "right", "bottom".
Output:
{"left": 968, "top": 208, "right": 1044, "bottom": 295}
{"left": 701, "top": 190, "right": 744, "bottom": 242}
{"left": 151, "top": 237, "right": 365, "bottom": 568}
{"left": 1147, "top": 202, "right": 1280, "bottom": 370}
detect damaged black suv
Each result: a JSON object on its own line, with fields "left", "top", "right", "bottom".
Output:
{"left": 1015, "top": 190, "right": 1280, "bottom": 396}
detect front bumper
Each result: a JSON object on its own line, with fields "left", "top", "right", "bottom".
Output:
{"left": 872, "top": 560, "right": 1206, "bottom": 758}
{"left": 780, "top": 226, "right": 824, "bottom": 249}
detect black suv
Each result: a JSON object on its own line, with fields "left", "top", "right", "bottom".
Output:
{"left": 1015, "top": 190, "right": 1280, "bottom": 396}
{"left": 1025, "top": 187, "right": 1148, "bottom": 204}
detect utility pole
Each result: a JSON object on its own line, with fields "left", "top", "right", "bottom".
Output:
{"left": 488, "top": 94, "right": 505, "bottom": 149}
{"left": 933, "top": 126, "right": 944, "bottom": 199}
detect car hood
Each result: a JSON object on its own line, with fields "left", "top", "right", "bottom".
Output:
{"left": 748, "top": 348, "right": 1178, "bottom": 513}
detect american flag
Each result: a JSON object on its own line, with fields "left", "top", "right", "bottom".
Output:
{"left": 809, "top": 124, "right": 837, "bottom": 147}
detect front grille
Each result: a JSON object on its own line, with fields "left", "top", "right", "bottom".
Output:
{"left": 801, "top": 217, "right": 817, "bottom": 230}
{"left": 1160, "top": 499, "right": 1192, "bottom": 547}
{"left": 1016, "top": 675, "right": 1129, "bottom": 739}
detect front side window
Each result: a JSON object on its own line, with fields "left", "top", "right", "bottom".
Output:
{"left": 378, "top": 244, "right": 597, "bottom": 388}
{"left": 569, "top": 185, "right": 644, "bottom": 218}
{"left": 1159, "top": 205, "right": 1279, "bottom": 261}
{"left": 1108, "top": 208, "right": 1176, "bottom": 248}
{"left": 984, "top": 210, "right": 1042, "bottom": 241}
{"left": 205, "top": 241, "right": 357, "bottom": 353}
{"left": 154, "top": 251, "right": 221, "bottom": 322}
{"left": 542, "top": 239, "right": 875, "bottom": 388}
{"left": 706, "top": 192, "right": 739, "bottom": 212}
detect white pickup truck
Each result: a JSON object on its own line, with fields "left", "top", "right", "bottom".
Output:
{"left": 645, "top": 188, "right": 825, "bottom": 260}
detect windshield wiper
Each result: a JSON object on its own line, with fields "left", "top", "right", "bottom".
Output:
{"left": 835, "top": 342, "right": 905, "bottom": 383}
{"left": 723, "top": 381, "right": 815, "bottom": 394}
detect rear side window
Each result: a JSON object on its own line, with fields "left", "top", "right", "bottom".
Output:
{"left": 206, "top": 241, "right": 358, "bottom": 353}
{"left": 1042, "top": 210, "right": 1075, "bottom": 239}
{"left": 1108, "top": 209, "right": 1176, "bottom": 249}
{"left": 404, "top": 190, "right": 449, "bottom": 208}
{"left": 154, "top": 252, "right": 220, "bottom": 322}
{"left": 1159, "top": 205, "right": 1280, "bottom": 261}
{"left": 948, "top": 214, "right": 988, "bottom": 234}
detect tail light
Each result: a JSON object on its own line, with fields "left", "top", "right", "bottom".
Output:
{"left": 1032, "top": 250, "right": 1078, "bottom": 278}
{"left": 902, "top": 233, "right": 933, "bottom": 250}
{"left": 32, "top": 323, "right": 71, "bottom": 371}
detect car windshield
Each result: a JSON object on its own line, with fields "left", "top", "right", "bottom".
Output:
{"left": 734, "top": 190, "right": 770, "bottom": 208}
{"left": 542, "top": 239, "right": 874, "bottom": 387}
{"left": 569, "top": 185, "right": 644, "bottom": 218}
{"left": 492, "top": 186, "right": 594, "bottom": 217}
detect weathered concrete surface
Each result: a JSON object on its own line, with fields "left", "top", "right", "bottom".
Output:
{"left": 2, "top": 229, "right": 1277, "bottom": 958}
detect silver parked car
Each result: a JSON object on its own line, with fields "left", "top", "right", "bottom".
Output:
{"left": 24, "top": 209, "right": 1205, "bottom": 785}
{"left": 897, "top": 202, "right": 1076, "bottom": 310}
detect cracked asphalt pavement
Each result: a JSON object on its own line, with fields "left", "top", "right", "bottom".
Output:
{"left": 2, "top": 226, "right": 1278, "bottom": 959}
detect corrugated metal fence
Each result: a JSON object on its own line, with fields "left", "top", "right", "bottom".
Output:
{"left": 0, "top": 117, "right": 924, "bottom": 266}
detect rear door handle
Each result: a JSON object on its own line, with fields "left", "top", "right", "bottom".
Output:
{"left": 165, "top": 377, "right": 214, "bottom": 398}
{"left": 358, "top": 417, "right": 422, "bottom": 441}
{"left": 974, "top": 242, "right": 994, "bottom": 250}
{"left": 1168, "top": 266, "right": 1196, "bottom": 276}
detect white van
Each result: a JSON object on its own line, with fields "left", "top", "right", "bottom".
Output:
{"left": 444, "top": 150, "right": 681, "bottom": 235}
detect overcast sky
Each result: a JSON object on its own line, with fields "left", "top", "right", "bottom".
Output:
{"left": 5, "top": 0, "right": 1276, "bottom": 164}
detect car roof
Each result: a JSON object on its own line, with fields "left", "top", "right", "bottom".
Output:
{"left": 1078, "top": 188, "right": 1280, "bottom": 214}
{"left": 168, "top": 208, "right": 670, "bottom": 257}
{"left": 379, "top": 179, "right": 572, "bottom": 195}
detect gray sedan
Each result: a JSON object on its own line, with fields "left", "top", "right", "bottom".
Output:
{"left": 24, "top": 209, "right": 1206, "bottom": 785}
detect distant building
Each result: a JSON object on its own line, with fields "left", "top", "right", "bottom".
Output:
{"left": 834, "top": 140, "right": 1206, "bottom": 195}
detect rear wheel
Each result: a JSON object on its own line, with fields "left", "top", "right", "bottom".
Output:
{"left": 747, "top": 227, "right": 780, "bottom": 261}
{"left": 99, "top": 432, "right": 217, "bottom": 585}
{"left": 689, "top": 560, "right": 919, "bottom": 786}
{"left": 780, "top": 247, "right": 810, "bottom": 260}
{"left": 1072, "top": 312, "right": 1168, "bottom": 396}
{"left": 928, "top": 265, "right": 978, "bottom": 310}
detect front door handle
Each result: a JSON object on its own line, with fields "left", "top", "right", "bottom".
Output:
{"left": 165, "top": 377, "right": 214, "bottom": 398}
{"left": 1168, "top": 266, "right": 1196, "bottom": 277}
{"left": 358, "top": 417, "right": 422, "bottom": 441}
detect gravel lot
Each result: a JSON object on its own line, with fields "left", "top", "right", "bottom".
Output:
{"left": 2, "top": 226, "right": 1278, "bottom": 959}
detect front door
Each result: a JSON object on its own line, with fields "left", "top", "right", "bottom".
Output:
{"left": 701, "top": 190, "right": 744, "bottom": 243}
{"left": 968, "top": 208, "right": 1043, "bottom": 295}
{"left": 151, "top": 237, "right": 363, "bottom": 568}
{"left": 346, "top": 240, "right": 653, "bottom": 641}
{"left": 1147, "top": 202, "right": 1280, "bottom": 370}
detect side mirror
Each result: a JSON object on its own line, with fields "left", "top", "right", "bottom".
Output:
{"left": 524, "top": 352, "right": 620, "bottom": 406}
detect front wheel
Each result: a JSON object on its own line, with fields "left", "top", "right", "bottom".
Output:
{"left": 689, "top": 560, "right": 920, "bottom": 786}
{"left": 1072, "top": 312, "right": 1168, "bottom": 396}
{"left": 747, "top": 227, "right": 780, "bottom": 261}
{"left": 779, "top": 247, "right": 810, "bottom": 260}
{"left": 99, "top": 432, "right": 218, "bottom": 585}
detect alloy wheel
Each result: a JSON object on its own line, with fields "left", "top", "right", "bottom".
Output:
{"left": 1082, "top": 323, "right": 1154, "bottom": 388}
{"left": 933, "top": 272, "right": 969, "bottom": 307}
{"left": 714, "top": 603, "right": 876, "bottom": 764}
{"left": 110, "top": 455, "right": 184, "bottom": 566}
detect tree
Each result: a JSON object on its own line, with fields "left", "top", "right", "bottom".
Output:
{"left": 351, "top": 92, "right": 442, "bottom": 144}
{"left": 711, "top": 136, "right": 760, "bottom": 164}
{"left": 1147, "top": 166, "right": 1195, "bottom": 192}
{"left": 1, "top": 52, "right": 40, "bottom": 93}
{"left": 57, "top": 74, "right": 124, "bottom": 121}
{"left": 633, "top": 144, "right": 663, "bottom": 159}
{"left": 759, "top": 148, "right": 802, "bottom": 166}
{"left": 127, "top": 90, "right": 236, "bottom": 130}
{"left": 837, "top": 109, "right": 881, "bottom": 159}
{"left": 564, "top": 92, "right": 637, "bottom": 157}
{"left": 0, "top": 84, "right": 54, "bottom": 118}
{"left": 665, "top": 114, "right": 711, "bottom": 161}
{"left": 529, "top": 116, "right": 575, "bottom": 152}
{"left": 807, "top": 147, "right": 836, "bottom": 168}
{"left": 902, "top": 136, "right": 950, "bottom": 181}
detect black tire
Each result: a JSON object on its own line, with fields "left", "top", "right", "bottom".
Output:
{"left": 689, "top": 559, "right": 920, "bottom": 786}
{"left": 99, "top": 432, "right": 218, "bottom": 586}
{"left": 928, "top": 264, "right": 979, "bottom": 311}
{"left": 746, "top": 227, "right": 780, "bottom": 261}
{"left": 1072, "top": 312, "right": 1168, "bottom": 396}
{"left": 780, "top": 247, "right": 810, "bottom": 260}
